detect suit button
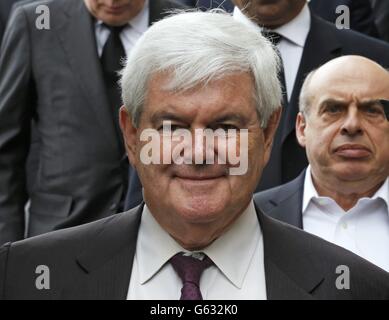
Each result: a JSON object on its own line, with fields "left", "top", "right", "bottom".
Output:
{"left": 110, "top": 203, "right": 118, "bottom": 211}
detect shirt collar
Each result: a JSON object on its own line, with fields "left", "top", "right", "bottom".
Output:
{"left": 302, "top": 165, "right": 319, "bottom": 213}
{"left": 233, "top": 4, "right": 310, "bottom": 47}
{"left": 370, "top": 178, "right": 389, "bottom": 209}
{"left": 95, "top": 0, "right": 149, "bottom": 33}
{"left": 136, "top": 200, "right": 261, "bottom": 289}
{"left": 303, "top": 165, "right": 389, "bottom": 213}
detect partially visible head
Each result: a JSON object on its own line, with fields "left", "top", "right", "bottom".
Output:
{"left": 233, "top": 0, "right": 306, "bottom": 29}
{"left": 120, "top": 11, "right": 282, "bottom": 249}
{"left": 84, "top": 0, "right": 145, "bottom": 26}
{"left": 297, "top": 56, "right": 389, "bottom": 194}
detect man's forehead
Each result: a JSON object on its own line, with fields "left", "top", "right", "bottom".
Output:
{"left": 310, "top": 62, "right": 389, "bottom": 98}
{"left": 144, "top": 72, "right": 256, "bottom": 111}
{"left": 311, "top": 80, "right": 389, "bottom": 106}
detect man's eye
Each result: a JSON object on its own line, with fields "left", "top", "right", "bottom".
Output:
{"left": 364, "top": 105, "right": 385, "bottom": 116}
{"left": 324, "top": 104, "right": 342, "bottom": 114}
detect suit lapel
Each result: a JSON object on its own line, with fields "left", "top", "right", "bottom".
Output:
{"left": 55, "top": 0, "right": 119, "bottom": 151}
{"left": 256, "top": 204, "right": 325, "bottom": 299}
{"left": 282, "top": 14, "right": 342, "bottom": 142}
{"left": 64, "top": 205, "right": 143, "bottom": 299}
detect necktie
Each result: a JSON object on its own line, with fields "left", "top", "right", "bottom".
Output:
{"left": 100, "top": 24, "right": 127, "bottom": 154}
{"left": 262, "top": 30, "right": 287, "bottom": 104}
{"left": 170, "top": 253, "right": 213, "bottom": 300}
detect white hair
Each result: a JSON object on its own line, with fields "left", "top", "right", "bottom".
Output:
{"left": 120, "top": 10, "right": 282, "bottom": 128}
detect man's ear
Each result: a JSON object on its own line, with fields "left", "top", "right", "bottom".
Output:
{"left": 262, "top": 108, "right": 281, "bottom": 165}
{"left": 119, "top": 106, "right": 138, "bottom": 166}
{"left": 296, "top": 112, "right": 307, "bottom": 148}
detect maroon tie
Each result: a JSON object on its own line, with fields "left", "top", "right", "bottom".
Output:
{"left": 170, "top": 253, "right": 213, "bottom": 300}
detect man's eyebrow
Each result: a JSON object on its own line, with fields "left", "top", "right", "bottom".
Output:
{"left": 317, "top": 99, "right": 348, "bottom": 112}
{"left": 150, "top": 111, "right": 186, "bottom": 126}
{"left": 212, "top": 113, "right": 247, "bottom": 125}
{"left": 319, "top": 98, "right": 348, "bottom": 106}
{"left": 150, "top": 111, "right": 249, "bottom": 126}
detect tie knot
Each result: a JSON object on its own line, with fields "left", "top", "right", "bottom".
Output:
{"left": 170, "top": 253, "right": 213, "bottom": 286}
{"left": 103, "top": 23, "right": 128, "bottom": 35}
{"left": 262, "top": 30, "right": 282, "bottom": 46}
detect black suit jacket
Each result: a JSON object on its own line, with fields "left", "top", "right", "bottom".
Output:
{"left": 1, "top": 202, "right": 389, "bottom": 299}
{"left": 309, "top": 0, "right": 379, "bottom": 38}
{"left": 370, "top": 0, "right": 389, "bottom": 42}
{"left": 254, "top": 171, "right": 306, "bottom": 229}
{"left": 0, "top": 0, "right": 186, "bottom": 245}
{"left": 0, "top": 0, "right": 23, "bottom": 45}
{"left": 257, "top": 13, "right": 389, "bottom": 192}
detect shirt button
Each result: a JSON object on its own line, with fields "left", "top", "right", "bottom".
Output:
{"left": 342, "top": 222, "right": 348, "bottom": 230}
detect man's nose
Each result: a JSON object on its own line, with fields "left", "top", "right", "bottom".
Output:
{"left": 187, "top": 129, "right": 218, "bottom": 165}
{"left": 340, "top": 107, "right": 363, "bottom": 136}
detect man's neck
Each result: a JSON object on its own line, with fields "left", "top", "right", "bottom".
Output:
{"left": 311, "top": 174, "right": 385, "bottom": 211}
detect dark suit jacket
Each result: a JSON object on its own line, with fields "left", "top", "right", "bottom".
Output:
{"left": 254, "top": 171, "right": 306, "bottom": 229}
{"left": 256, "top": 12, "right": 389, "bottom": 192}
{"left": 370, "top": 0, "right": 389, "bottom": 42}
{"left": 195, "top": 0, "right": 233, "bottom": 12}
{"left": 0, "top": 0, "right": 186, "bottom": 245}
{"left": 1, "top": 202, "right": 389, "bottom": 299}
{"left": 124, "top": 11, "right": 389, "bottom": 209}
{"left": 0, "top": 0, "right": 23, "bottom": 45}
{"left": 309, "top": 0, "right": 379, "bottom": 38}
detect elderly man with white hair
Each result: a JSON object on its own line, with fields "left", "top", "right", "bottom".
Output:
{"left": 1, "top": 11, "right": 389, "bottom": 300}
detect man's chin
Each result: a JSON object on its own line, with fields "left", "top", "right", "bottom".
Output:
{"left": 332, "top": 166, "right": 373, "bottom": 182}
{"left": 172, "top": 198, "right": 228, "bottom": 225}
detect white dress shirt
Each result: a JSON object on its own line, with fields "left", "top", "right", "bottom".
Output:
{"left": 94, "top": 0, "right": 149, "bottom": 57}
{"left": 233, "top": 5, "right": 311, "bottom": 102}
{"left": 303, "top": 166, "right": 389, "bottom": 272}
{"left": 127, "top": 200, "right": 267, "bottom": 300}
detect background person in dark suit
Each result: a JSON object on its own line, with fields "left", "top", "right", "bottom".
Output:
{"left": 309, "top": 0, "right": 379, "bottom": 38}
{"left": 232, "top": 0, "right": 389, "bottom": 192}
{"left": 0, "top": 0, "right": 185, "bottom": 245}
{"left": 370, "top": 0, "right": 389, "bottom": 42}
{"left": 0, "top": 0, "right": 23, "bottom": 45}
{"left": 1, "top": 11, "right": 389, "bottom": 300}
{"left": 255, "top": 55, "right": 389, "bottom": 272}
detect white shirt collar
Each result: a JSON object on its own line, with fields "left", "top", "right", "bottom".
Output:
{"left": 95, "top": 0, "right": 149, "bottom": 33}
{"left": 233, "top": 4, "right": 310, "bottom": 47}
{"left": 136, "top": 200, "right": 261, "bottom": 289}
{"left": 303, "top": 165, "right": 389, "bottom": 213}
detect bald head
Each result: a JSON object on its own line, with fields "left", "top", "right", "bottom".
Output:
{"left": 300, "top": 56, "right": 389, "bottom": 115}
{"left": 296, "top": 55, "right": 389, "bottom": 208}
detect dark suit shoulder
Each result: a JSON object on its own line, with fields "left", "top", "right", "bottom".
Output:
{"left": 254, "top": 179, "right": 297, "bottom": 205}
{"left": 313, "top": 15, "right": 389, "bottom": 64}
{"left": 0, "top": 207, "right": 141, "bottom": 299}
{"left": 254, "top": 172, "right": 305, "bottom": 227}
{"left": 262, "top": 213, "right": 389, "bottom": 299}
{"left": 9, "top": 206, "right": 140, "bottom": 254}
